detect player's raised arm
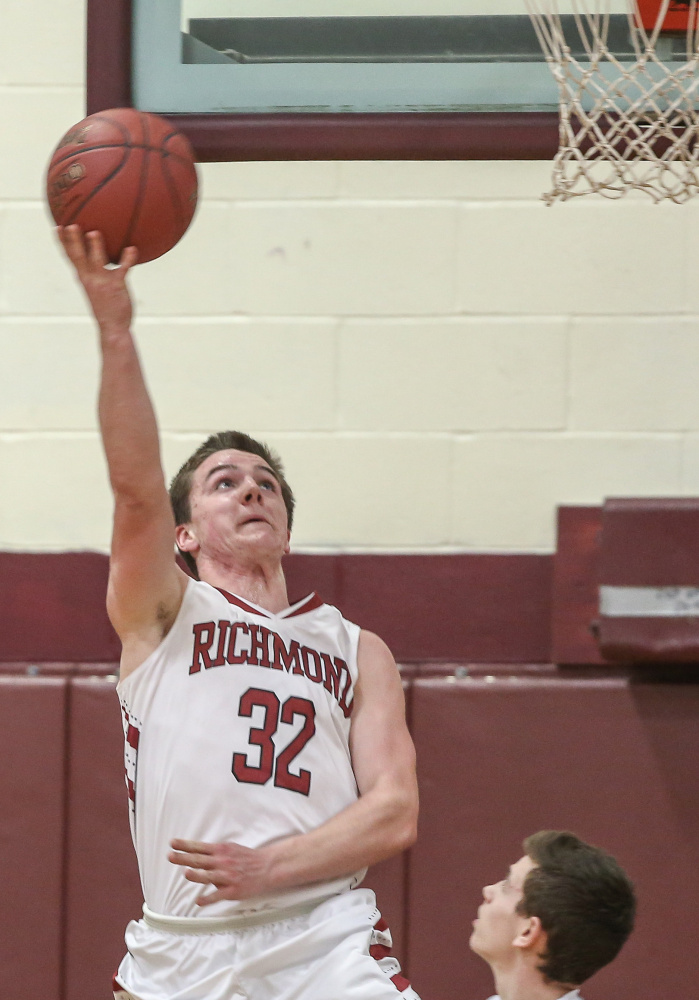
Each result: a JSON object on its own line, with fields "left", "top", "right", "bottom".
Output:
{"left": 169, "top": 629, "right": 418, "bottom": 903}
{"left": 58, "top": 225, "right": 187, "bottom": 674}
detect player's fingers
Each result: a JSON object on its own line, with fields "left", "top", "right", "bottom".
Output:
{"left": 58, "top": 224, "right": 87, "bottom": 262}
{"left": 119, "top": 245, "right": 138, "bottom": 271}
{"left": 196, "top": 889, "right": 227, "bottom": 907}
{"left": 171, "top": 838, "right": 214, "bottom": 854}
{"left": 196, "top": 881, "right": 244, "bottom": 906}
{"left": 169, "top": 851, "right": 218, "bottom": 870}
{"left": 183, "top": 867, "right": 221, "bottom": 885}
{"left": 85, "top": 230, "right": 109, "bottom": 268}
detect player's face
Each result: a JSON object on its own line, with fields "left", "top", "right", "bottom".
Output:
{"left": 183, "top": 449, "right": 290, "bottom": 564}
{"left": 469, "top": 855, "right": 536, "bottom": 965}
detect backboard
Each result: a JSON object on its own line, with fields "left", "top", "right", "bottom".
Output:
{"left": 87, "top": 0, "right": 670, "bottom": 161}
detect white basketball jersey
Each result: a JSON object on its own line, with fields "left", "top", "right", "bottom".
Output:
{"left": 117, "top": 579, "right": 365, "bottom": 918}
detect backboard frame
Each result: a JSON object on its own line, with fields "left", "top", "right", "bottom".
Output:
{"left": 86, "top": 0, "right": 559, "bottom": 161}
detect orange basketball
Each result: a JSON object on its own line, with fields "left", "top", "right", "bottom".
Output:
{"left": 46, "top": 108, "right": 199, "bottom": 264}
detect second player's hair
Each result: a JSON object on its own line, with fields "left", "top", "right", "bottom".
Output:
{"left": 169, "top": 430, "right": 295, "bottom": 578}
{"left": 518, "top": 830, "right": 635, "bottom": 987}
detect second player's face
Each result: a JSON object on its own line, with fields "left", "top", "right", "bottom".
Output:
{"left": 185, "top": 449, "right": 290, "bottom": 564}
{"left": 469, "top": 854, "right": 536, "bottom": 965}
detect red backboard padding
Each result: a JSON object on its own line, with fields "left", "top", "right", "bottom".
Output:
{"left": 63, "top": 677, "right": 143, "bottom": 1000}
{"left": 407, "top": 677, "right": 699, "bottom": 1000}
{"left": 637, "top": 0, "right": 697, "bottom": 32}
{"left": 0, "top": 677, "right": 66, "bottom": 1000}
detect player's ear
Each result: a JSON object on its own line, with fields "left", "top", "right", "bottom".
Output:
{"left": 175, "top": 523, "right": 198, "bottom": 555}
{"left": 513, "top": 915, "right": 544, "bottom": 951}
{"left": 284, "top": 529, "right": 291, "bottom": 556}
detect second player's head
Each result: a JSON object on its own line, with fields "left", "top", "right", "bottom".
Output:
{"left": 470, "top": 830, "right": 635, "bottom": 992}
{"left": 169, "top": 431, "right": 295, "bottom": 578}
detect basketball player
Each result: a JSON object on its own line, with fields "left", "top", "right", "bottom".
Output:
{"left": 470, "top": 830, "right": 636, "bottom": 1000}
{"left": 57, "top": 226, "right": 420, "bottom": 1000}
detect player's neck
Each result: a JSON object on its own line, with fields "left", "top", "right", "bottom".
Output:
{"left": 491, "top": 961, "right": 576, "bottom": 1000}
{"left": 198, "top": 556, "right": 290, "bottom": 614}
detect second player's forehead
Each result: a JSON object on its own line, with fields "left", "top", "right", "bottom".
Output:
{"left": 509, "top": 855, "right": 537, "bottom": 891}
{"left": 193, "top": 449, "right": 276, "bottom": 486}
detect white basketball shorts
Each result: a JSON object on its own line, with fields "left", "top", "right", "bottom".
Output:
{"left": 113, "top": 888, "right": 420, "bottom": 1000}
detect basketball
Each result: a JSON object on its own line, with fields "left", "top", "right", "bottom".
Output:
{"left": 46, "top": 108, "right": 199, "bottom": 264}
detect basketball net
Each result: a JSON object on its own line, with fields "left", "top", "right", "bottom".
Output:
{"left": 526, "top": 1, "right": 699, "bottom": 202}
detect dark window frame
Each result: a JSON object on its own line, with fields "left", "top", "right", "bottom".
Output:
{"left": 86, "top": 0, "right": 558, "bottom": 162}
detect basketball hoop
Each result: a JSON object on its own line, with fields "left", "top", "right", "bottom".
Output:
{"left": 526, "top": 1, "right": 699, "bottom": 203}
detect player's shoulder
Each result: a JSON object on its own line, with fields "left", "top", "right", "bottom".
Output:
{"left": 356, "top": 630, "right": 402, "bottom": 686}
{"left": 358, "top": 629, "right": 394, "bottom": 659}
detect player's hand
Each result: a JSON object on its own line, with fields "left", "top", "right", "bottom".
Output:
{"left": 169, "top": 838, "right": 273, "bottom": 905}
{"left": 57, "top": 225, "right": 137, "bottom": 333}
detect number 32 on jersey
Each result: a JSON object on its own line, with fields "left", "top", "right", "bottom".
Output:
{"left": 233, "top": 686, "right": 316, "bottom": 796}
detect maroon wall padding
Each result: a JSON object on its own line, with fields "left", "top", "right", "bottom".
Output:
{"left": 63, "top": 677, "right": 142, "bottom": 1000}
{"left": 282, "top": 554, "right": 343, "bottom": 608}
{"left": 407, "top": 677, "right": 699, "bottom": 1000}
{"left": 0, "top": 553, "right": 119, "bottom": 661}
{"left": 601, "top": 498, "right": 699, "bottom": 584}
{"left": 0, "top": 677, "right": 66, "bottom": 1000}
{"left": 598, "top": 498, "right": 699, "bottom": 661}
{"left": 287, "top": 554, "right": 552, "bottom": 663}
{"left": 551, "top": 506, "right": 607, "bottom": 665}
{"left": 0, "top": 552, "right": 552, "bottom": 664}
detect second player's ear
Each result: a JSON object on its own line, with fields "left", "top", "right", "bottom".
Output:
{"left": 284, "top": 529, "right": 291, "bottom": 556}
{"left": 513, "top": 915, "right": 544, "bottom": 951}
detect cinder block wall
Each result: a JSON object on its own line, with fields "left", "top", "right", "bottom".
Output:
{"left": 1, "top": 0, "right": 698, "bottom": 558}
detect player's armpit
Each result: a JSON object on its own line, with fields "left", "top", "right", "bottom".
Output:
{"left": 107, "top": 497, "right": 189, "bottom": 678}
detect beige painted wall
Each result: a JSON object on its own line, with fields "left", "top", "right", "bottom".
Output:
{"left": 0, "top": 0, "right": 697, "bottom": 554}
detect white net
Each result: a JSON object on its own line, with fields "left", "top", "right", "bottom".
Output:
{"left": 526, "top": 0, "right": 699, "bottom": 203}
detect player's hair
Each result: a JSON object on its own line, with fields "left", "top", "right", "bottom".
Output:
{"left": 518, "top": 830, "right": 636, "bottom": 987}
{"left": 169, "top": 431, "right": 295, "bottom": 578}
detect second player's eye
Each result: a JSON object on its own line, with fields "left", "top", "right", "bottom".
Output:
{"left": 216, "top": 477, "right": 234, "bottom": 489}
{"left": 261, "top": 479, "right": 276, "bottom": 491}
